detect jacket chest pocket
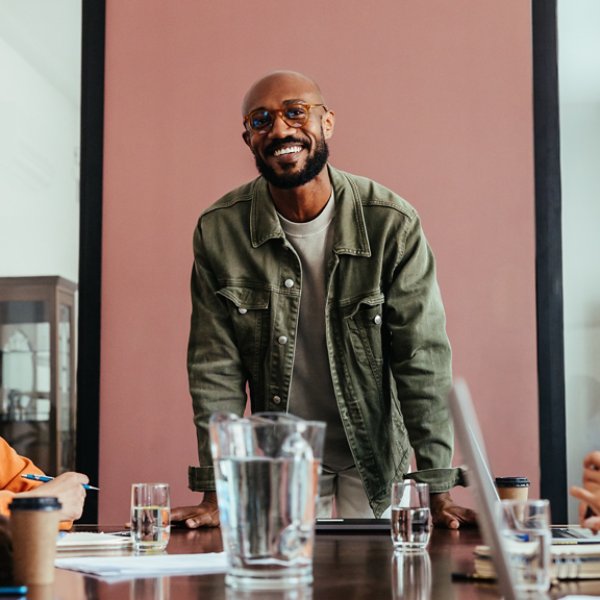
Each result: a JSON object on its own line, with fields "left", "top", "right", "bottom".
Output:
{"left": 217, "top": 286, "right": 271, "bottom": 375}
{"left": 343, "top": 292, "right": 385, "bottom": 385}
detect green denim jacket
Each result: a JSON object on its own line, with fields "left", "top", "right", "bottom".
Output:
{"left": 187, "top": 165, "right": 463, "bottom": 517}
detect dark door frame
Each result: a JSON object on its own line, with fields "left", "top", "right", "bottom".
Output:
{"left": 76, "top": 0, "right": 105, "bottom": 523}
{"left": 532, "top": 0, "right": 566, "bottom": 522}
{"left": 75, "top": 0, "right": 567, "bottom": 523}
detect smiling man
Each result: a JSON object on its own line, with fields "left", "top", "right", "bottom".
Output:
{"left": 172, "top": 71, "right": 475, "bottom": 529}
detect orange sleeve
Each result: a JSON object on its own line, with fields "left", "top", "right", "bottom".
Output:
{"left": 0, "top": 436, "right": 45, "bottom": 517}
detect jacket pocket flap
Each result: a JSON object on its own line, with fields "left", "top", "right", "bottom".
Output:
{"left": 217, "top": 286, "right": 270, "bottom": 310}
{"left": 342, "top": 292, "right": 385, "bottom": 319}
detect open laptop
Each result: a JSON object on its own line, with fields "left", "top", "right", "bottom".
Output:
{"left": 448, "top": 379, "right": 600, "bottom": 599}
{"left": 448, "top": 379, "right": 600, "bottom": 545}
{"left": 447, "top": 379, "right": 519, "bottom": 600}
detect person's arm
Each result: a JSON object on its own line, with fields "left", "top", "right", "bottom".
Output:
{"left": 570, "top": 450, "right": 600, "bottom": 532}
{"left": 387, "top": 216, "right": 475, "bottom": 529}
{"left": 0, "top": 437, "right": 87, "bottom": 526}
{"left": 0, "top": 436, "right": 46, "bottom": 517}
{"left": 19, "top": 472, "right": 88, "bottom": 522}
{"left": 172, "top": 222, "right": 248, "bottom": 528}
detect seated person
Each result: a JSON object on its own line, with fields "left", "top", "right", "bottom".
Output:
{"left": 570, "top": 450, "right": 600, "bottom": 533}
{"left": 0, "top": 436, "right": 88, "bottom": 525}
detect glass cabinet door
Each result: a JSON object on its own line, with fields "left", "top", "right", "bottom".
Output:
{"left": 0, "top": 277, "right": 76, "bottom": 474}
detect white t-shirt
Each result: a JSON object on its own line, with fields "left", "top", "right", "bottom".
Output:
{"left": 278, "top": 193, "right": 354, "bottom": 471}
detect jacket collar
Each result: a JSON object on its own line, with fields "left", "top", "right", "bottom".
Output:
{"left": 249, "top": 165, "right": 371, "bottom": 257}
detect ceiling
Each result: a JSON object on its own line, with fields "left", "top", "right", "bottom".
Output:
{"left": 0, "top": 0, "right": 81, "bottom": 106}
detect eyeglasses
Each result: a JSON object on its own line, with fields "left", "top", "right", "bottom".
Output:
{"left": 243, "top": 102, "right": 327, "bottom": 134}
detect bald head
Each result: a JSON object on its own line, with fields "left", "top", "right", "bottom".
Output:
{"left": 242, "top": 71, "right": 326, "bottom": 115}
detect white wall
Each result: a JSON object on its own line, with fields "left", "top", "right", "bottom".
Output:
{"left": 558, "top": 0, "right": 600, "bottom": 522}
{"left": 0, "top": 1, "right": 81, "bottom": 283}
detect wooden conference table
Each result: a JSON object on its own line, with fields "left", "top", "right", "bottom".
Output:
{"left": 49, "top": 525, "right": 600, "bottom": 599}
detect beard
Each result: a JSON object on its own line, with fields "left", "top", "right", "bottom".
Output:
{"left": 254, "top": 134, "right": 329, "bottom": 190}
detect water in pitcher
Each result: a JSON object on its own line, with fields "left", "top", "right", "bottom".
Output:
{"left": 216, "top": 455, "right": 319, "bottom": 578}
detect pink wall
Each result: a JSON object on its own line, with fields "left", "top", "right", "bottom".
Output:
{"left": 100, "top": 0, "right": 536, "bottom": 522}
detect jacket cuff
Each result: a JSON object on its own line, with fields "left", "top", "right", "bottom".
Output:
{"left": 403, "top": 467, "right": 467, "bottom": 493}
{"left": 188, "top": 466, "right": 216, "bottom": 492}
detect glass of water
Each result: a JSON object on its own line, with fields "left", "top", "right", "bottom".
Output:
{"left": 391, "top": 480, "right": 431, "bottom": 551}
{"left": 500, "top": 499, "right": 551, "bottom": 593}
{"left": 130, "top": 482, "right": 171, "bottom": 553}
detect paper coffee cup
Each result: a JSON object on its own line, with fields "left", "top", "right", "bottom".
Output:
{"left": 495, "top": 476, "right": 530, "bottom": 501}
{"left": 10, "top": 496, "right": 61, "bottom": 585}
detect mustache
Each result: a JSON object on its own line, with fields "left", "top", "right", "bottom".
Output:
{"left": 264, "top": 136, "right": 308, "bottom": 156}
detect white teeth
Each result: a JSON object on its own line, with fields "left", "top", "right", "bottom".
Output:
{"left": 273, "top": 146, "right": 302, "bottom": 157}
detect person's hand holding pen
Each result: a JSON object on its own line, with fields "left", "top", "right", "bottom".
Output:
{"left": 570, "top": 450, "right": 600, "bottom": 533}
{"left": 18, "top": 472, "right": 89, "bottom": 522}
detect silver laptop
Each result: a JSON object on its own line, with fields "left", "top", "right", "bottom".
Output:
{"left": 449, "top": 379, "right": 600, "bottom": 544}
{"left": 448, "top": 379, "right": 600, "bottom": 599}
{"left": 447, "top": 379, "right": 518, "bottom": 600}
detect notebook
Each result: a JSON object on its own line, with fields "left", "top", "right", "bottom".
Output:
{"left": 315, "top": 518, "right": 390, "bottom": 533}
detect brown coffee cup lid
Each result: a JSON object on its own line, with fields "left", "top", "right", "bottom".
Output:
{"left": 9, "top": 497, "right": 62, "bottom": 511}
{"left": 494, "top": 476, "right": 530, "bottom": 488}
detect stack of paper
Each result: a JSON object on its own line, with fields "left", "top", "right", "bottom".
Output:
{"left": 55, "top": 552, "right": 228, "bottom": 580}
{"left": 474, "top": 543, "right": 600, "bottom": 580}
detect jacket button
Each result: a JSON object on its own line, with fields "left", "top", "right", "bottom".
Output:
{"left": 278, "top": 335, "right": 288, "bottom": 345}
{"left": 238, "top": 307, "right": 248, "bottom": 314}
{"left": 373, "top": 314, "right": 382, "bottom": 325}
{"left": 273, "top": 395, "right": 282, "bottom": 404}
{"left": 284, "top": 278, "right": 295, "bottom": 288}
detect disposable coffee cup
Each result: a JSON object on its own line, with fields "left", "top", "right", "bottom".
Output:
{"left": 9, "top": 496, "right": 61, "bottom": 585}
{"left": 495, "top": 477, "right": 530, "bottom": 501}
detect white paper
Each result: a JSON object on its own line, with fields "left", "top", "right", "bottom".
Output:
{"left": 55, "top": 552, "right": 228, "bottom": 580}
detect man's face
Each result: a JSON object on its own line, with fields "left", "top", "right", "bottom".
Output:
{"left": 242, "top": 75, "right": 335, "bottom": 189}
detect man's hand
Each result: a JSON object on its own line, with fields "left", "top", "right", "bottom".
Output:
{"left": 430, "top": 491, "right": 477, "bottom": 529}
{"left": 570, "top": 450, "right": 600, "bottom": 532}
{"left": 171, "top": 491, "right": 220, "bottom": 528}
{"left": 20, "top": 472, "right": 88, "bottom": 522}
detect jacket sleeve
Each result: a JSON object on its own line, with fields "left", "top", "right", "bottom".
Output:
{"left": 0, "top": 437, "right": 45, "bottom": 516}
{"left": 187, "top": 222, "right": 248, "bottom": 492}
{"left": 386, "top": 216, "right": 462, "bottom": 493}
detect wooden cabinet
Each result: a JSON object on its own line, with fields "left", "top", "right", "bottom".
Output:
{"left": 0, "top": 276, "right": 77, "bottom": 474}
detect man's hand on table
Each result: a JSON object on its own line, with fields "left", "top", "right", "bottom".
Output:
{"left": 430, "top": 491, "right": 477, "bottom": 529}
{"left": 171, "top": 491, "right": 220, "bottom": 528}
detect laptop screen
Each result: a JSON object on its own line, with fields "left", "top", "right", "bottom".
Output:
{"left": 447, "top": 379, "right": 518, "bottom": 600}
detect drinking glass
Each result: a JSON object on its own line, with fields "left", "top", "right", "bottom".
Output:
{"left": 390, "top": 480, "right": 431, "bottom": 551}
{"left": 499, "top": 499, "right": 551, "bottom": 593}
{"left": 130, "top": 483, "right": 171, "bottom": 553}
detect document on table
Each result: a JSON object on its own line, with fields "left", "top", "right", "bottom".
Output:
{"left": 55, "top": 552, "right": 228, "bottom": 580}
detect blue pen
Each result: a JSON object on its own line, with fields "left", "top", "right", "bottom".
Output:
{"left": 21, "top": 474, "right": 100, "bottom": 491}
{"left": 0, "top": 586, "right": 28, "bottom": 596}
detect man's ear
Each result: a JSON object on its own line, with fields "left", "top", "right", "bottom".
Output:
{"left": 322, "top": 109, "right": 335, "bottom": 140}
{"left": 242, "top": 131, "right": 252, "bottom": 147}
